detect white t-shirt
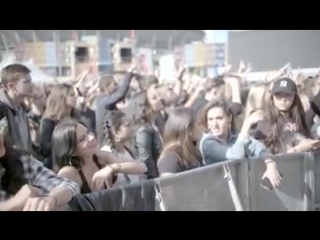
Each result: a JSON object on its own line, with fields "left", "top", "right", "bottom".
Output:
{"left": 100, "top": 145, "right": 141, "bottom": 187}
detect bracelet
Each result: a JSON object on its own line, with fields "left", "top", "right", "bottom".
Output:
{"left": 265, "top": 159, "right": 275, "bottom": 164}
{"left": 109, "top": 164, "right": 120, "bottom": 173}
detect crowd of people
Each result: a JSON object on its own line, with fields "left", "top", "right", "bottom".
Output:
{"left": 1, "top": 56, "right": 320, "bottom": 211}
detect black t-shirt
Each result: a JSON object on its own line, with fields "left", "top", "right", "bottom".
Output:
{"left": 158, "top": 152, "right": 203, "bottom": 175}
{"left": 79, "top": 107, "right": 96, "bottom": 135}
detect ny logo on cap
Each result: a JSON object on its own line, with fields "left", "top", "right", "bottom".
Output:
{"left": 280, "top": 80, "right": 287, "bottom": 88}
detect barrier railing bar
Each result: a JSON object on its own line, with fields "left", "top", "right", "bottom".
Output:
{"left": 303, "top": 153, "right": 309, "bottom": 211}
{"left": 314, "top": 203, "right": 320, "bottom": 209}
{"left": 244, "top": 158, "right": 250, "bottom": 211}
{"left": 224, "top": 164, "right": 244, "bottom": 211}
{"left": 248, "top": 158, "right": 256, "bottom": 211}
{"left": 67, "top": 151, "right": 320, "bottom": 211}
{"left": 307, "top": 152, "right": 315, "bottom": 211}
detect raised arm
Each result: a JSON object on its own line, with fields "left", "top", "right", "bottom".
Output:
{"left": 96, "top": 72, "right": 134, "bottom": 108}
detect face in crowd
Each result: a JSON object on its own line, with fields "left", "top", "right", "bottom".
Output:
{"left": 53, "top": 121, "right": 100, "bottom": 168}
{"left": 202, "top": 101, "right": 232, "bottom": 139}
{"left": 146, "top": 85, "right": 164, "bottom": 111}
{"left": 270, "top": 78, "right": 296, "bottom": 112}
{"left": 1, "top": 64, "right": 34, "bottom": 98}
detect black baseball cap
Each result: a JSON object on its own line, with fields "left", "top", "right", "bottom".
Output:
{"left": 271, "top": 78, "right": 297, "bottom": 95}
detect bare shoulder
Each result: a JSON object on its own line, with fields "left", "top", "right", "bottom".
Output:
{"left": 58, "top": 166, "right": 82, "bottom": 185}
{"left": 58, "top": 166, "right": 79, "bottom": 176}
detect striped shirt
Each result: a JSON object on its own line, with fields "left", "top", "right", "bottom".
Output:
{"left": 0, "top": 155, "right": 79, "bottom": 201}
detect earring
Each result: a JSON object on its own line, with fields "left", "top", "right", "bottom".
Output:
{"left": 69, "top": 158, "right": 73, "bottom": 166}
{"left": 114, "top": 136, "right": 121, "bottom": 142}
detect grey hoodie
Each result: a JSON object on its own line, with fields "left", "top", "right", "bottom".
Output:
{"left": 199, "top": 133, "right": 272, "bottom": 166}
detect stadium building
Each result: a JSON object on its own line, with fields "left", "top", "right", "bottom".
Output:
{"left": 0, "top": 30, "right": 205, "bottom": 51}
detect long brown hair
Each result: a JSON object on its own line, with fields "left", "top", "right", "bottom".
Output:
{"left": 42, "top": 83, "right": 74, "bottom": 121}
{"left": 159, "top": 107, "right": 200, "bottom": 167}
{"left": 264, "top": 92, "right": 310, "bottom": 153}
{"left": 126, "top": 90, "right": 154, "bottom": 126}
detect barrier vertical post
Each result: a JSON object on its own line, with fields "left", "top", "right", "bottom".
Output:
{"left": 305, "top": 151, "right": 315, "bottom": 211}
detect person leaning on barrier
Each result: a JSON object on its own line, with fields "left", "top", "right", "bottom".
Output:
{"left": 0, "top": 115, "right": 79, "bottom": 211}
{"left": 251, "top": 78, "right": 319, "bottom": 154}
{"left": 52, "top": 121, "right": 147, "bottom": 194}
{"left": 199, "top": 100, "right": 282, "bottom": 188}
{"left": 157, "top": 107, "right": 203, "bottom": 177}
{"left": 100, "top": 110, "right": 145, "bottom": 186}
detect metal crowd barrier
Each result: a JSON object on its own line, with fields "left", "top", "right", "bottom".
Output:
{"left": 67, "top": 151, "right": 320, "bottom": 211}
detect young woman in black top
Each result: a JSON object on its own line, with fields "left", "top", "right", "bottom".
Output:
{"left": 126, "top": 87, "right": 164, "bottom": 179}
{"left": 157, "top": 107, "right": 203, "bottom": 177}
{"left": 40, "top": 83, "right": 78, "bottom": 170}
{"left": 52, "top": 121, "right": 146, "bottom": 194}
{"left": 252, "top": 78, "right": 319, "bottom": 154}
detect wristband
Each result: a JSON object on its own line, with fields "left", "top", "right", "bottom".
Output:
{"left": 109, "top": 163, "right": 120, "bottom": 173}
{"left": 265, "top": 159, "right": 275, "bottom": 164}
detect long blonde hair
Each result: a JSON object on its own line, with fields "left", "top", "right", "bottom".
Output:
{"left": 43, "top": 83, "right": 74, "bottom": 121}
{"left": 245, "top": 82, "right": 270, "bottom": 119}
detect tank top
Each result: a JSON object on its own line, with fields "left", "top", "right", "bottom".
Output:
{"left": 78, "top": 155, "right": 117, "bottom": 194}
